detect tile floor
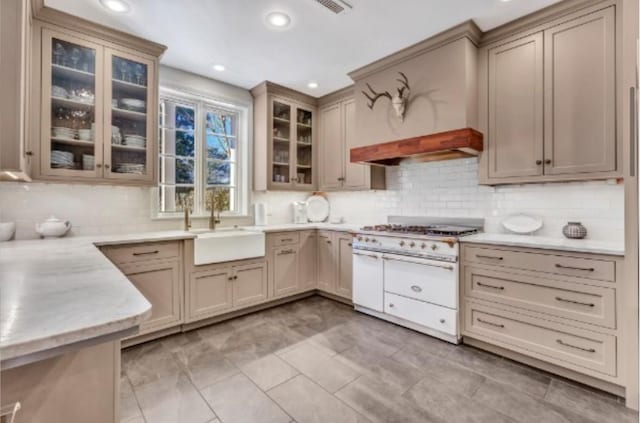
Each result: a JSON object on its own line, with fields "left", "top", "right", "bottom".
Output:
{"left": 120, "top": 296, "right": 638, "bottom": 423}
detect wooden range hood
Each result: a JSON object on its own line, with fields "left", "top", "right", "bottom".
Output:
{"left": 350, "top": 128, "right": 483, "bottom": 166}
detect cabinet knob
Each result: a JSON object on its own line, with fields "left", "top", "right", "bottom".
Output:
{"left": 96, "top": 164, "right": 102, "bottom": 168}
{"left": 545, "top": 159, "right": 552, "bottom": 165}
{"left": 536, "top": 160, "right": 542, "bottom": 165}
{"left": 105, "top": 164, "right": 110, "bottom": 169}
{"left": 439, "top": 319, "right": 446, "bottom": 324}
{"left": 389, "top": 303, "right": 395, "bottom": 308}
{"left": 25, "top": 151, "right": 33, "bottom": 156}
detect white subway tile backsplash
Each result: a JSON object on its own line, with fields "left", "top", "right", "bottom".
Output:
{"left": 0, "top": 158, "right": 624, "bottom": 241}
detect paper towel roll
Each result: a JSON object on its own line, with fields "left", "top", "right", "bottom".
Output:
{"left": 254, "top": 203, "right": 267, "bottom": 226}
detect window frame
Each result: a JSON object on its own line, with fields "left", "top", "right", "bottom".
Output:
{"left": 155, "top": 87, "right": 250, "bottom": 219}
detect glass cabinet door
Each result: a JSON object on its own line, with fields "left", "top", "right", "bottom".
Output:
{"left": 42, "top": 29, "right": 103, "bottom": 178}
{"left": 105, "top": 49, "right": 154, "bottom": 182}
{"left": 294, "top": 106, "right": 314, "bottom": 187}
{"left": 271, "top": 100, "right": 291, "bottom": 185}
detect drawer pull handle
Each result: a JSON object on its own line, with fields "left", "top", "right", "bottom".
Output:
{"left": 555, "top": 264, "right": 595, "bottom": 272}
{"left": 132, "top": 250, "right": 159, "bottom": 256}
{"left": 477, "top": 282, "right": 505, "bottom": 290}
{"left": 477, "top": 318, "right": 505, "bottom": 328}
{"left": 556, "top": 339, "right": 596, "bottom": 353}
{"left": 382, "top": 256, "right": 454, "bottom": 271}
{"left": 555, "top": 297, "right": 595, "bottom": 307}
{"left": 411, "top": 285, "right": 422, "bottom": 293}
{"left": 281, "top": 238, "right": 293, "bottom": 242}
{"left": 278, "top": 249, "right": 295, "bottom": 255}
{"left": 476, "top": 255, "right": 504, "bottom": 261}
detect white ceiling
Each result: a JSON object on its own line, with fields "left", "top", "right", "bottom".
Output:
{"left": 45, "top": 0, "right": 562, "bottom": 96}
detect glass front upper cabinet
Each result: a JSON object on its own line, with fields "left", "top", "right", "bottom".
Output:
{"left": 39, "top": 27, "right": 158, "bottom": 184}
{"left": 270, "top": 99, "right": 314, "bottom": 189}
{"left": 43, "top": 30, "right": 103, "bottom": 178}
{"left": 105, "top": 49, "right": 154, "bottom": 182}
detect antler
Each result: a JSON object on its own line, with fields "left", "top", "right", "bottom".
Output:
{"left": 396, "top": 72, "right": 410, "bottom": 97}
{"left": 362, "top": 83, "right": 392, "bottom": 110}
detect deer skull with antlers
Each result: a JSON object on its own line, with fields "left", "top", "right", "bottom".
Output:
{"left": 362, "top": 72, "right": 411, "bottom": 121}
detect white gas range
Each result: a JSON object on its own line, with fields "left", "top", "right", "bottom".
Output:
{"left": 352, "top": 217, "right": 483, "bottom": 344}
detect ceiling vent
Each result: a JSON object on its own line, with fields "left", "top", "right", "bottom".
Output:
{"left": 314, "top": 0, "right": 352, "bottom": 14}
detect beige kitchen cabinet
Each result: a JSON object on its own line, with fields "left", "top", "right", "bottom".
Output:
{"left": 479, "top": 6, "right": 620, "bottom": 185}
{"left": 188, "top": 264, "right": 234, "bottom": 321}
{"left": 120, "top": 259, "right": 182, "bottom": 335}
{"left": 298, "top": 230, "right": 317, "bottom": 291}
{"left": 0, "top": 0, "right": 31, "bottom": 181}
{"left": 233, "top": 261, "right": 268, "bottom": 307}
{"left": 272, "top": 245, "right": 300, "bottom": 298}
{"left": 460, "top": 242, "right": 631, "bottom": 402}
{"left": 252, "top": 82, "right": 317, "bottom": 191}
{"left": 318, "top": 94, "right": 385, "bottom": 191}
{"left": 543, "top": 7, "right": 616, "bottom": 175}
{"left": 316, "top": 231, "right": 336, "bottom": 293}
{"left": 335, "top": 233, "right": 353, "bottom": 299}
{"left": 487, "top": 33, "right": 543, "bottom": 179}
{"left": 29, "top": 14, "right": 164, "bottom": 185}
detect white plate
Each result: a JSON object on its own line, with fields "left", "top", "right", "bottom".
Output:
{"left": 502, "top": 214, "right": 543, "bottom": 234}
{"left": 306, "top": 195, "right": 329, "bottom": 223}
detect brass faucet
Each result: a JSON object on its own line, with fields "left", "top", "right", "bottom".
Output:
{"left": 179, "top": 194, "right": 192, "bottom": 231}
{"left": 207, "top": 190, "right": 221, "bottom": 230}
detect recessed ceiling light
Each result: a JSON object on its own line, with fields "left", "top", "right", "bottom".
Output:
{"left": 213, "top": 64, "right": 225, "bottom": 72}
{"left": 307, "top": 81, "right": 318, "bottom": 89}
{"left": 99, "top": 0, "right": 130, "bottom": 13}
{"left": 266, "top": 12, "right": 291, "bottom": 29}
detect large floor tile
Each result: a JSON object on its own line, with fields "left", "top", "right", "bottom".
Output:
{"left": 120, "top": 375, "right": 143, "bottom": 422}
{"left": 404, "top": 377, "right": 516, "bottom": 423}
{"left": 279, "top": 342, "right": 360, "bottom": 393}
{"left": 392, "top": 347, "right": 485, "bottom": 397}
{"left": 544, "top": 379, "right": 638, "bottom": 423}
{"left": 240, "top": 353, "right": 299, "bottom": 391}
{"left": 268, "top": 375, "right": 370, "bottom": 423}
{"left": 335, "top": 375, "right": 445, "bottom": 423}
{"left": 446, "top": 346, "right": 551, "bottom": 398}
{"left": 123, "top": 341, "right": 182, "bottom": 387}
{"left": 472, "top": 378, "right": 595, "bottom": 423}
{"left": 200, "top": 373, "right": 291, "bottom": 423}
{"left": 134, "top": 372, "right": 215, "bottom": 423}
{"left": 172, "top": 339, "right": 240, "bottom": 390}
{"left": 336, "top": 346, "right": 424, "bottom": 397}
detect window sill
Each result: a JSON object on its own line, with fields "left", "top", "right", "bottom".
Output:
{"left": 151, "top": 213, "right": 251, "bottom": 221}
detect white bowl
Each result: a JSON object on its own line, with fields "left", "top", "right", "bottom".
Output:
{"left": 0, "top": 222, "right": 16, "bottom": 241}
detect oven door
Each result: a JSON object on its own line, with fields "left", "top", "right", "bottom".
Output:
{"left": 352, "top": 249, "right": 383, "bottom": 312}
{"left": 382, "top": 253, "right": 458, "bottom": 309}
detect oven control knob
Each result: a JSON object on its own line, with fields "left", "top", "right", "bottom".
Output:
{"left": 365, "top": 237, "right": 370, "bottom": 242}
{"left": 371, "top": 238, "right": 377, "bottom": 243}
{"left": 421, "top": 243, "right": 426, "bottom": 249}
{"left": 399, "top": 241, "right": 405, "bottom": 247}
{"left": 357, "top": 236, "right": 363, "bottom": 241}
{"left": 409, "top": 241, "right": 416, "bottom": 248}
{"left": 431, "top": 244, "right": 438, "bottom": 251}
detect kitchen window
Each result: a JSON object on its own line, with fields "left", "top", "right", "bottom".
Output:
{"left": 157, "top": 89, "right": 249, "bottom": 217}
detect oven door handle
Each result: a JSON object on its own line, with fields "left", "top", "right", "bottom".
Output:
{"left": 353, "top": 252, "right": 379, "bottom": 259}
{"left": 382, "top": 256, "right": 455, "bottom": 271}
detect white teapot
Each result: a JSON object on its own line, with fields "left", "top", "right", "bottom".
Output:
{"left": 35, "top": 216, "right": 72, "bottom": 238}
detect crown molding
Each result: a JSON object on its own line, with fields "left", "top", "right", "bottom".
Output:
{"left": 318, "top": 85, "right": 355, "bottom": 106}
{"left": 250, "top": 81, "right": 318, "bottom": 106}
{"left": 31, "top": 2, "right": 167, "bottom": 57}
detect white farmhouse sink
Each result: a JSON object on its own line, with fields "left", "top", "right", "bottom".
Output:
{"left": 193, "top": 229, "right": 265, "bottom": 265}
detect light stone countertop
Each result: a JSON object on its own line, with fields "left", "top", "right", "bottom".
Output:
{"left": 0, "top": 231, "right": 196, "bottom": 364}
{"left": 461, "top": 233, "right": 624, "bottom": 256}
{"left": 242, "top": 222, "right": 362, "bottom": 233}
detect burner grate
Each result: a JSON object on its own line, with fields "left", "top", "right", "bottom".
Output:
{"left": 361, "top": 224, "right": 478, "bottom": 237}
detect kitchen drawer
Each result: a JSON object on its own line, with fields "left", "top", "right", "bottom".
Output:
{"left": 102, "top": 241, "right": 181, "bottom": 267}
{"left": 463, "top": 245, "right": 615, "bottom": 282}
{"left": 463, "top": 266, "right": 616, "bottom": 329}
{"left": 383, "top": 256, "right": 457, "bottom": 308}
{"left": 384, "top": 292, "right": 457, "bottom": 336}
{"left": 464, "top": 300, "right": 617, "bottom": 377}
{"left": 268, "top": 232, "right": 300, "bottom": 247}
